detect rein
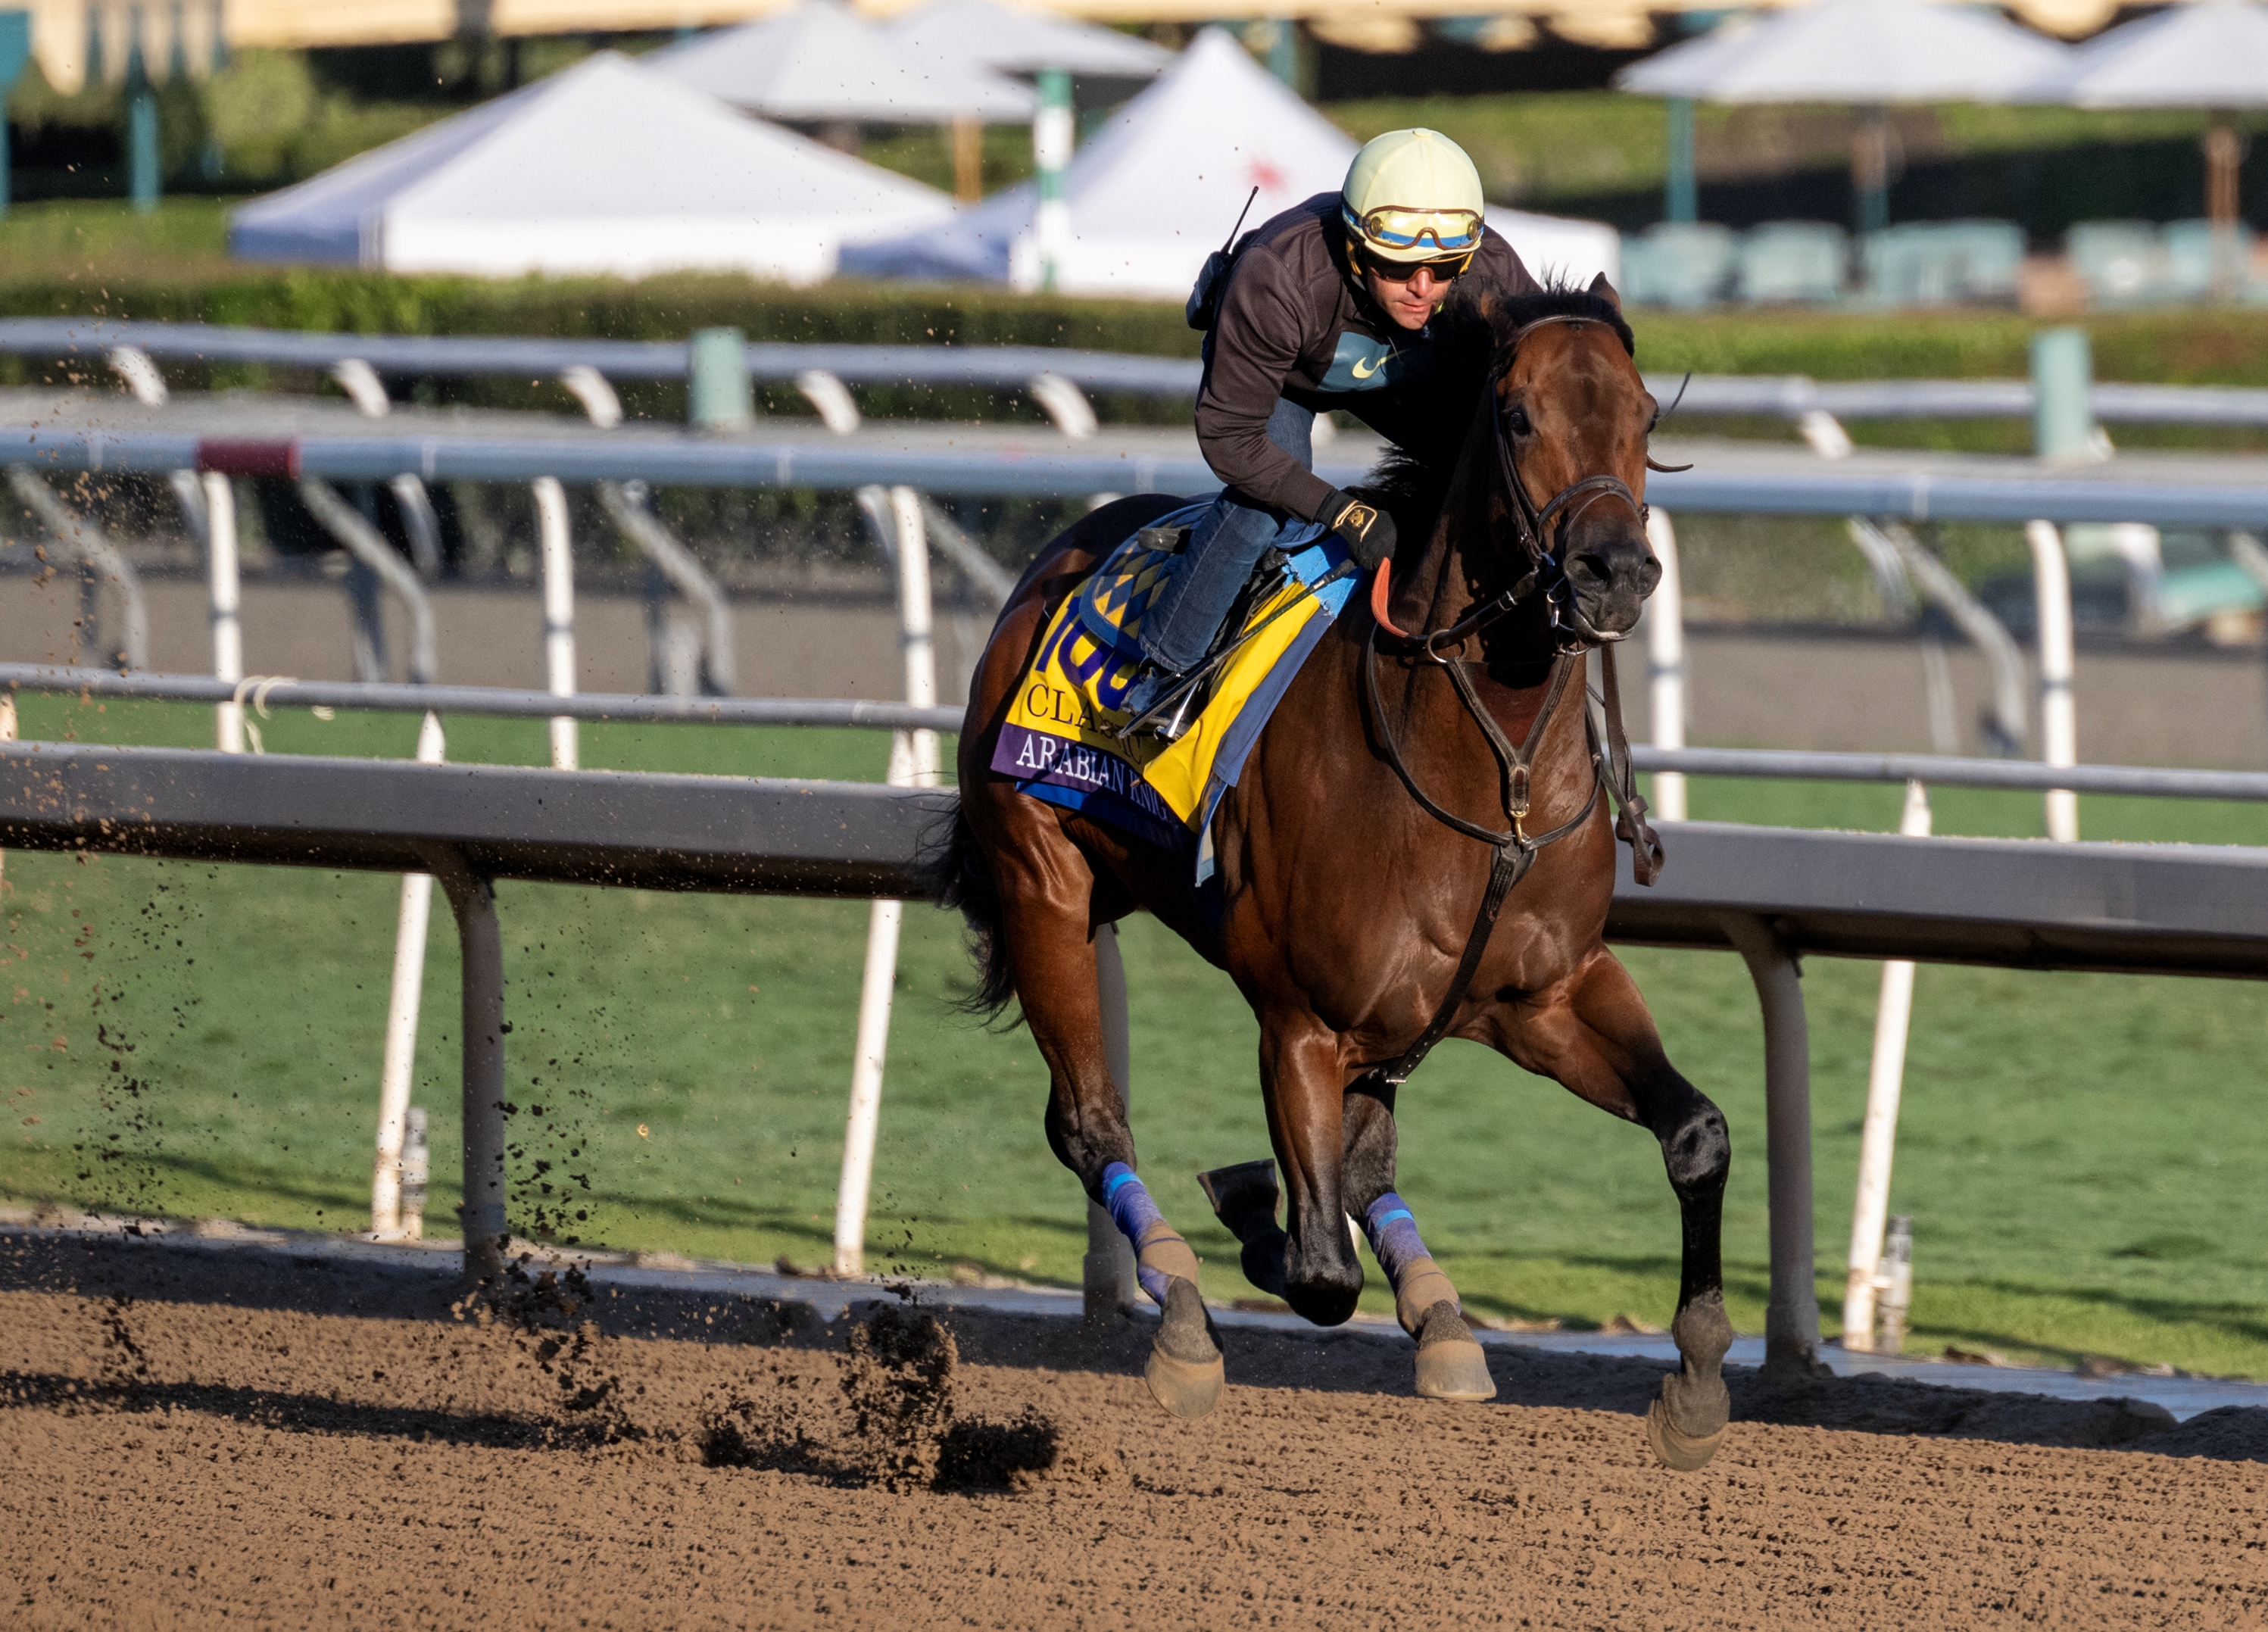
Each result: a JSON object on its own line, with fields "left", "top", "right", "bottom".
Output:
{"left": 1354, "top": 313, "right": 1666, "bottom": 1092}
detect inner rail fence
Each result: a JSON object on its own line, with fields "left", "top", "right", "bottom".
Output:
{"left": 4, "top": 733, "right": 2266, "bottom": 1382}
{"left": 10, "top": 664, "right": 2268, "bottom": 806}
{"left": 8, "top": 318, "right": 2268, "bottom": 429}
{"left": 10, "top": 420, "right": 2268, "bottom": 522}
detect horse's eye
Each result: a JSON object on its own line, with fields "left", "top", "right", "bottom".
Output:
{"left": 1505, "top": 404, "right": 1532, "bottom": 436}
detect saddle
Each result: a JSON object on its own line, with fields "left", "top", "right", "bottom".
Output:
{"left": 990, "top": 503, "right": 1359, "bottom": 869}
{"left": 1067, "top": 504, "right": 1330, "bottom": 694}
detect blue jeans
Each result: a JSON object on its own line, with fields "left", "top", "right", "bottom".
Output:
{"left": 1137, "top": 399, "right": 1315, "bottom": 673}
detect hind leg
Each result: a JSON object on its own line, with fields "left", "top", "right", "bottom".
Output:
{"left": 981, "top": 815, "right": 1223, "bottom": 1418}
{"left": 1495, "top": 950, "right": 1733, "bottom": 1470}
{"left": 1340, "top": 1086, "right": 1496, "bottom": 1402}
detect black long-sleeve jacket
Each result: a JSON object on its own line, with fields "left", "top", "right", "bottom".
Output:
{"left": 1194, "top": 192, "right": 1537, "bottom": 521}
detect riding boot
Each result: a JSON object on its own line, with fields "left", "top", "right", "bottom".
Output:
{"left": 1123, "top": 399, "right": 1315, "bottom": 726}
{"left": 1123, "top": 490, "right": 1289, "bottom": 724}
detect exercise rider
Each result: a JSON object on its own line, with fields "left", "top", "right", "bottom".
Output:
{"left": 1121, "top": 127, "right": 1539, "bottom": 726}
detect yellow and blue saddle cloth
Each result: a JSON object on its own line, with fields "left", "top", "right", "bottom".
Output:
{"left": 990, "top": 501, "right": 1359, "bottom": 870}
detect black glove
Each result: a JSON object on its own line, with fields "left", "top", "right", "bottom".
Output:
{"left": 1322, "top": 488, "right": 1397, "bottom": 567}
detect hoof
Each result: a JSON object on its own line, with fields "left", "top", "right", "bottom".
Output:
{"left": 1144, "top": 1277, "right": 1224, "bottom": 1420}
{"left": 1646, "top": 1365, "right": 1730, "bottom": 1471}
{"left": 1645, "top": 1395, "right": 1724, "bottom": 1471}
{"left": 1412, "top": 1300, "right": 1496, "bottom": 1403}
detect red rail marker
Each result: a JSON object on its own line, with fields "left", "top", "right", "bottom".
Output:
{"left": 195, "top": 438, "right": 300, "bottom": 477}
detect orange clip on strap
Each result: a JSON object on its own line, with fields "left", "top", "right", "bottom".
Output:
{"left": 1369, "top": 559, "right": 1413, "bottom": 641}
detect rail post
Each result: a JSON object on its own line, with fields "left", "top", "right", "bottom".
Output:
{"left": 1842, "top": 779, "right": 1931, "bottom": 1350}
{"left": 1864, "top": 520, "right": 2027, "bottom": 757}
{"left": 299, "top": 477, "right": 438, "bottom": 686}
{"left": 329, "top": 357, "right": 443, "bottom": 579}
{"left": 2029, "top": 329, "right": 2091, "bottom": 839}
{"left": 533, "top": 477, "right": 579, "bottom": 769}
{"left": 371, "top": 710, "right": 446, "bottom": 1240}
{"left": 688, "top": 326, "right": 753, "bottom": 431}
{"left": 834, "top": 487, "right": 941, "bottom": 1277}
{"left": 104, "top": 343, "right": 210, "bottom": 545}
{"left": 204, "top": 473, "right": 245, "bottom": 754}
{"left": 1720, "top": 913, "right": 1820, "bottom": 1380}
{"left": 2026, "top": 521, "right": 2079, "bottom": 841}
{"left": 419, "top": 844, "right": 508, "bottom": 1285}
{"left": 5, "top": 469, "right": 149, "bottom": 672}
{"left": 595, "top": 482, "right": 735, "bottom": 697}
{"left": 302, "top": 476, "right": 451, "bottom": 1247}
{"left": 1084, "top": 921, "right": 1138, "bottom": 1318}
{"left": 1643, "top": 509, "right": 1687, "bottom": 821}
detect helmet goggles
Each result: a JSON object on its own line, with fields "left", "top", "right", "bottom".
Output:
{"left": 1346, "top": 204, "right": 1485, "bottom": 255}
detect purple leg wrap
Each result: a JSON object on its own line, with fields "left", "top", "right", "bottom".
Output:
{"left": 1364, "top": 1193, "right": 1432, "bottom": 1293}
{"left": 1101, "top": 1162, "right": 1175, "bottom": 1306}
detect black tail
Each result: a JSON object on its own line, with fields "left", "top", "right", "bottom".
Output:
{"left": 919, "top": 806, "right": 1019, "bottom": 1026}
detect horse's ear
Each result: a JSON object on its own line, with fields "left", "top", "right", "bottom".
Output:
{"left": 1588, "top": 271, "right": 1623, "bottom": 310}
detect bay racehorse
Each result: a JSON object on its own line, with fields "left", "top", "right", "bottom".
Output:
{"left": 931, "top": 279, "right": 1734, "bottom": 1471}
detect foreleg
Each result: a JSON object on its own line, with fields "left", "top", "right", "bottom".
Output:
{"left": 1499, "top": 950, "right": 1733, "bottom": 1469}
{"left": 1259, "top": 1014, "right": 1365, "bottom": 1326}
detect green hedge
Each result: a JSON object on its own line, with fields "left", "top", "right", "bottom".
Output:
{"left": 0, "top": 270, "right": 1200, "bottom": 353}
{"left": 0, "top": 270, "right": 1208, "bottom": 424}
{"left": 10, "top": 268, "right": 2268, "bottom": 387}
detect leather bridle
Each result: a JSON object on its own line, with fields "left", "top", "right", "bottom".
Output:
{"left": 1371, "top": 312, "right": 1657, "bottom": 661}
{"left": 1352, "top": 312, "right": 1666, "bottom": 1095}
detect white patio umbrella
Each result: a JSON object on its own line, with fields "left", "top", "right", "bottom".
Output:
{"left": 883, "top": 0, "right": 1173, "bottom": 87}
{"left": 1615, "top": 0, "right": 2071, "bottom": 232}
{"left": 647, "top": 2, "right": 1034, "bottom": 125}
{"left": 878, "top": 0, "right": 1169, "bottom": 200}
{"left": 2016, "top": 0, "right": 2268, "bottom": 296}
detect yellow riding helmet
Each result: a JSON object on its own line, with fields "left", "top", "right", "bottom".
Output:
{"left": 1341, "top": 129, "right": 1487, "bottom": 275}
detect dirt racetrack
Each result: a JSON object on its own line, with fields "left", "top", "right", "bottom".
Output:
{"left": 5, "top": 1231, "right": 2266, "bottom": 1630}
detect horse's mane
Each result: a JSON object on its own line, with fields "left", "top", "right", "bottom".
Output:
{"left": 1359, "top": 279, "right": 1634, "bottom": 546}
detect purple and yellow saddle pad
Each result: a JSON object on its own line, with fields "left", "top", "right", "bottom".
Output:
{"left": 990, "top": 503, "right": 1358, "bottom": 868}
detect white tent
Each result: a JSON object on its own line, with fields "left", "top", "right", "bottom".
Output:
{"left": 1616, "top": 0, "right": 2070, "bottom": 103}
{"left": 230, "top": 51, "right": 955, "bottom": 286}
{"left": 882, "top": 0, "right": 1173, "bottom": 82}
{"left": 1487, "top": 207, "right": 1619, "bottom": 292}
{"left": 2017, "top": 0, "right": 2268, "bottom": 107}
{"left": 648, "top": 2, "right": 1034, "bottom": 123}
{"left": 841, "top": 27, "right": 1615, "bottom": 296}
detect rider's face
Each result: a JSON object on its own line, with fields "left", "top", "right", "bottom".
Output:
{"left": 1363, "top": 261, "right": 1455, "bottom": 330}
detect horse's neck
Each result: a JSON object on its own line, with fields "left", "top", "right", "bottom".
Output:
{"left": 1364, "top": 399, "right": 1576, "bottom": 784}
{"left": 1387, "top": 407, "right": 1557, "bottom": 663}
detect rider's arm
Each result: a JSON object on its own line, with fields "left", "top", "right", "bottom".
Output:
{"left": 1193, "top": 250, "right": 1337, "bottom": 523}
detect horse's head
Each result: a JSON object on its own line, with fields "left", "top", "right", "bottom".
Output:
{"left": 1484, "top": 278, "right": 1661, "bottom": 642}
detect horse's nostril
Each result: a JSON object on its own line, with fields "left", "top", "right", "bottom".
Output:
{"left": 1570, "top": 552, "right": 1610, "bottom": 585}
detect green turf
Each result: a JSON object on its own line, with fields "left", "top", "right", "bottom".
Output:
{"left": 4, "top": 694, "right": 2263, "bottom": 1378}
